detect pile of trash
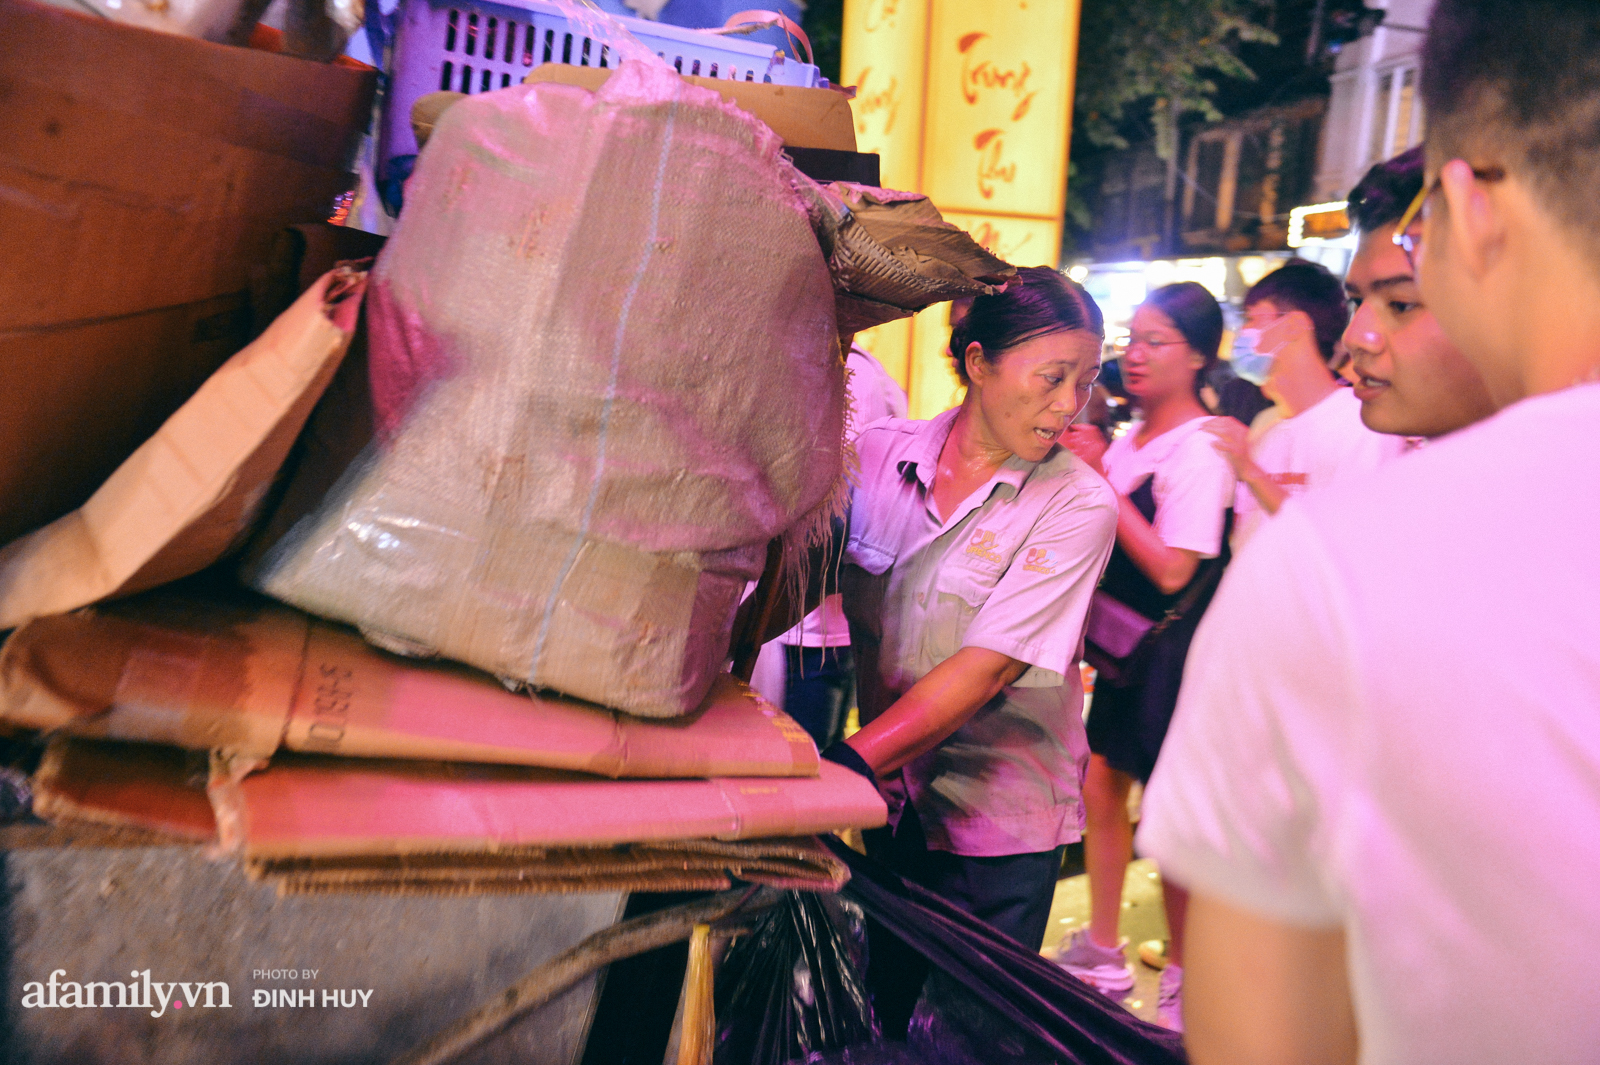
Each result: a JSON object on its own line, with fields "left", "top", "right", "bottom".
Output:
{"left": 0, "top": 18, "right": 1007, "bottom": 890}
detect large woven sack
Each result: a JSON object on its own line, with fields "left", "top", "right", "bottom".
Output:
{"left": 249, "top": 60, "right": 844, "bottom": 718}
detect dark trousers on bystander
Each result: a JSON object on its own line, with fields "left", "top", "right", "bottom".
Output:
{"left": 782, "top": 644, "right": 855, "bottom": 751}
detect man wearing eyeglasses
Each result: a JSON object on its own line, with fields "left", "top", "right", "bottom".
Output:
{"left": 1342, "top": 146, "right": 1498, "bottom": 439}
{"left": 1134, "top": 1, "right": 1600, "bottom": 1063}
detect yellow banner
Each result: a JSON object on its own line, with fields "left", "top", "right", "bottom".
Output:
{"left": 921, "top": 2, "right": 1079, "bottom": 218}
{"left": 843, "top": 0, "right": 1081, "bottom": 418}
{"left": 939, "top": 213, "right": 1063, "bottom": 270}
{"left": 840, "top": 0, "right": 930, "bottom": 194}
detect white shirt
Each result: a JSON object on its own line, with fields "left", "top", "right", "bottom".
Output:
{"left": 1139, "top": 383, "right": 1600, "bottom": 1064}
{"left": 843, "top": 408, "right": 1117, "bottom": 856}
{"left": 782, "top": 346, "right": 909, "bottom": 648}
{"left": 1233, "top": 386, "right": 1405, "bottom": 549}
{"left": 1102, "top": 417, "right": 1235, "bottom": 558}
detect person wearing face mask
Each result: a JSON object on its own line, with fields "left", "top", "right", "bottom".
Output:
{"left": 1343, "top": 147, "right": 1499, "bottom": 439}
{"left": 1054, "top": 283, "right": 1236, "bottom": 1031}
{"left": 1203, "top": 261, "right": 1405, "bottom": 549}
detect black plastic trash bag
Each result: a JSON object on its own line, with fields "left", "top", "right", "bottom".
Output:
{"left": 906, "top": 971, "right": 1061, "bottom": 1065}
{"left": 797, "top": 1043, "right": 927, "bottom": 1065}
{"left": 825, "top": 836, "right": 1187, "bottom": 1065}
{"left": 714, "top": 891, "right": 879, "bottom": 1065}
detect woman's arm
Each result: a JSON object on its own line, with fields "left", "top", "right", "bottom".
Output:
{"left": 1112, "top": 497, "right": 1202, "bottom": 595}
{"left": 844, "top": 646, "right": 1027, "bottom": 776}
{"left": 1063, "top": 425, "right": 1202, "bottom": 595}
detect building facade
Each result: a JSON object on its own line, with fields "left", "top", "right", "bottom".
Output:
{"left": 1314, "top": 0, "right": 1434, "bottom": 203}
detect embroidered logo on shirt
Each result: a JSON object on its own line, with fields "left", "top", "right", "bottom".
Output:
{"left": 964, "top": 528, "right": 1003, "bottom": 565}
{"left": 1022, "top": 546, "right": 1058, "bottom": 574}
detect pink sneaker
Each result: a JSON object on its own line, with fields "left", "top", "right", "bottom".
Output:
{"left": 1050, "top": 928, "right": 1135, "bottom": 995}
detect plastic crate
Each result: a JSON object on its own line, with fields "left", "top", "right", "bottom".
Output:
{"left": 380, "top": 0, "right": 822, "bottom": 180}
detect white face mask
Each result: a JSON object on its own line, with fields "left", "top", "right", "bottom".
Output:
{"left": 1230, "top": 314, "right": 1297, "bottom": 385}
{"left": 1230, "top": 328, "right": 1274, "bottom": 385}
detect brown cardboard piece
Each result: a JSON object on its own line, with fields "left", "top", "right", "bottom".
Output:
{"left": 0, "top": 268, "right": 368, "bottom": 629}
{"left": 30, "top": 738, "right": 854, "bottom": 894}
{"left": 0, "top": 591, "right": 820, "bottom": 778}
{"left": 523, "top": 65, "right": 856, "bottom": 152}
{"left": 0, "top": 0, "right": 377, "bottom": 544}
{"left": 213, "top": 753, "right": 885, "bottom": 859}
{"left": 32, "top": 737, "right": 217, "bottom": 843}
{"left": 248, "top": 837, "right": 849, "bottom": 896}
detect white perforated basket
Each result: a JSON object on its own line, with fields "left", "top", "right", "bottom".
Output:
{"left": 380, "top": 0, "right": 822, "bottom": 180}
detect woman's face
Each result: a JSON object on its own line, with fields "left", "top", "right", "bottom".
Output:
{"left": 967, "top": 329, "right": 1102, "bottom": 463}
{"left": 1121, "top": 305, "right": 1204, "bottom": 403}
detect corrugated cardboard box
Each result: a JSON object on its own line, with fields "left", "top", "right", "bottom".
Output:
{"left": 0, "top": 269, "right": 367, "bottom": 628}
{"left": 0, "top": 0, "right": 376, "bottom": 544}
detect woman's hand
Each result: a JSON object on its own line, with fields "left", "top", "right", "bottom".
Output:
{"left": 1063, "top": 424, "right": 1109, "bottom": 476}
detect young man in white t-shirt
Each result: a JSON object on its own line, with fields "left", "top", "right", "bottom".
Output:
{"left": 1137, "top": 2, "right": 1600, "bottom": 1061}
{"left": 1203, "top": 261, "right": 1405, "bottom": 548}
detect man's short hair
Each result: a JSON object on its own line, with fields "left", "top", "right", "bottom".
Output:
{"left": 1348, "top": 146, "right": 1425, "bottom": 235}
{"left": 1422, "top": 0, "right": 1600, "bottom": 260}
{"left": 1242, "top": 259, "right": 1348, "bottom": 363}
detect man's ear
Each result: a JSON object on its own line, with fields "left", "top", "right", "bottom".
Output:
{"left": 1436, "top": 159, "right": 1505, "bottom": 281}
{"left": 963, "top": 341, "right": 988, "bottom": 384}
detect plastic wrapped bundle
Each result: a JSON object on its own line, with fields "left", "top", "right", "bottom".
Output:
{"left": 249, "top": 61, "right": 844, "bottom": 718}
{"left": 713, "top": 891, "right": 877, "bottom": 1065}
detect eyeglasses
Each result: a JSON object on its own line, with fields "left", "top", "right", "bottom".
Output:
{"left": 1392, "top": 164, "right": 1507, "bottom": 273}
{"left": 1114, "top": 336, "right": 1188, "bottom": 355}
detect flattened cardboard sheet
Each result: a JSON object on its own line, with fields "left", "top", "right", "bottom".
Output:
{"left": 30, "top": 737, "right": 858, "bottom": 896}
{"left": 0, "top": 591, "right": 819, "bottom": 777}
{"left": 217, "top": 755, "right": 886, "bottom": 859}
{"left": 523, "top": 65, "right": 856, "bottom": 152}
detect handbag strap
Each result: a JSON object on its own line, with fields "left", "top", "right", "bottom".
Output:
{"left": 1145, "top": 510, "right": 1234, "bottom": 639}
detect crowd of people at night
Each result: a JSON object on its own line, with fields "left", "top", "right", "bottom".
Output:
{"left": 758, "top": 0, "right": 1600, "bottom": 1060}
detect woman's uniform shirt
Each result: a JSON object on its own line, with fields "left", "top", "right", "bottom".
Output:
{"left": 840, "top": 408, "right": 1118, "bottom": 857}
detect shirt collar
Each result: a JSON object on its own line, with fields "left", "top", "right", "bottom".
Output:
{"left": 895, "top": 407, "right": 1039, "bottom": 502}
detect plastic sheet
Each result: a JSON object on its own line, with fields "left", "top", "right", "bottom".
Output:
{"left": 905, "top": 971, "right": 1060, "bottom": 1065}
{"left": 714, "top": 891, "right": 877, "bottom": 1065}
{"left": 824, "top": 837, "right": 1187, "bottom": 1065}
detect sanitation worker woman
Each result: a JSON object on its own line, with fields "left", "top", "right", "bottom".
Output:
{"left": 820, "top": 268, "right": 1117, "bottom": 955}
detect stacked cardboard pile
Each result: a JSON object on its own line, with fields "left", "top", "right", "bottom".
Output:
{"left": 3, "top": 589, "right": 880, "bottom": 893}
{"left": 1, "top": 10, "right": 1017, "bottom": 894}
